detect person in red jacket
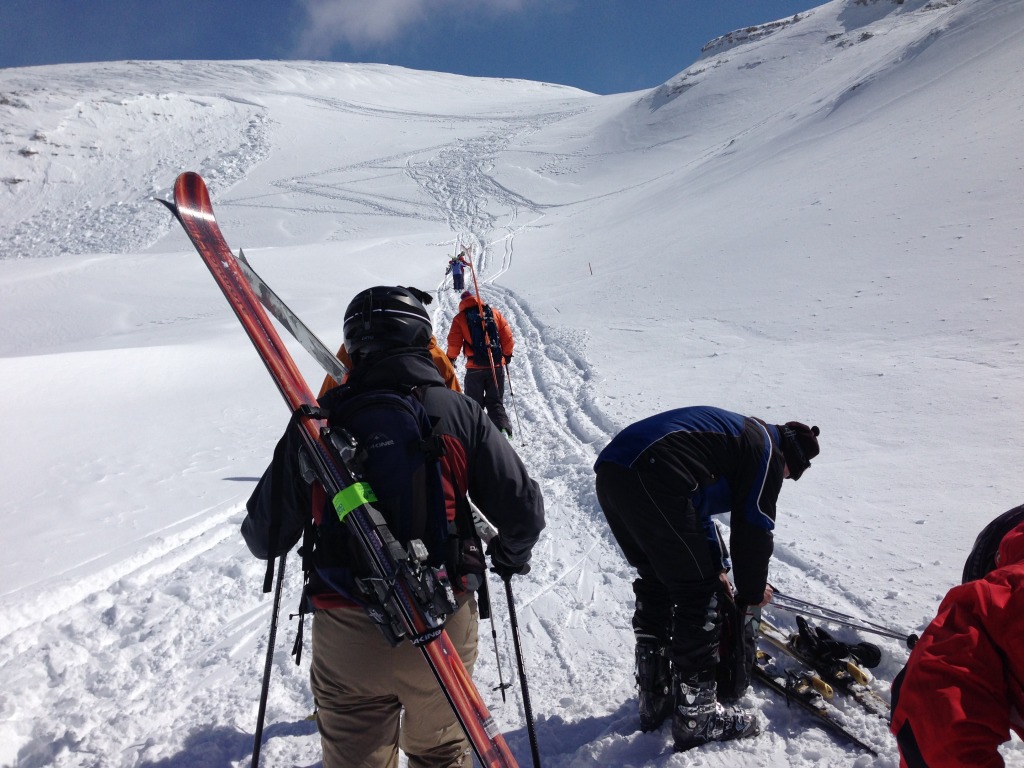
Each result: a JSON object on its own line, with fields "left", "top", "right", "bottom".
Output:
{"left": 446, "top": 290, "right": 515, "bottom": 437}
{"left": 890, "top": 512, "right": 1024, "bottom": 767}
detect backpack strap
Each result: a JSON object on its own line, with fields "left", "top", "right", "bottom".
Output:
{"left": 413, "top": 385, "right": 484, "bottom": 591}
{"left": 288, "top": 492, "right": 323, "bottom": 667}
{"left": 411, "top": 385, "right": 447, "bottom": 462}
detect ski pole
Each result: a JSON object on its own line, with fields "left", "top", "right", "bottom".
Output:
{"left": 252, "top": 552, "right": 287, "bottom": 768}
{"left": 769, "top": 588, "right": 919, "bottom": 648}
{"left": 503, "top": 577, "right": 542, "bottom": 768}
{"left": 480, "top": 573, "right": 511, "bottom": 702}
{"left": 502, "top": 360, "right": 524, "bottom": 439}
{"left": 469, "top": 501, "right": 512, "bottom": 702}
{"left": 771, "top": 588, "right": 909, "bottom": 635}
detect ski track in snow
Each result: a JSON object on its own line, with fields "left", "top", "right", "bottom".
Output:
{"left": 393, "top": 104, "right": 900, "bottom": 764}
{"left": 15, "top": 36, "right": 1020, "bottom": 761}
{"left": 0, "top": 86, "right": 907, "bottom": 768}
{"left": 1, "top": 504, "right": 303, "bottom": 768}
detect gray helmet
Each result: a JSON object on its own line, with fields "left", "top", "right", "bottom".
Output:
{"left": 343, "top": 286, "right": 432, "bottom": 362}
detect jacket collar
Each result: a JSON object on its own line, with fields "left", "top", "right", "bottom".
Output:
{"left": 345, "top": 347, "right": 445, "bottom": 391}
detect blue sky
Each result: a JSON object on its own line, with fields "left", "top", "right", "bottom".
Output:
{"left": 1, "top": 0, "right": 816, "bottom": 95}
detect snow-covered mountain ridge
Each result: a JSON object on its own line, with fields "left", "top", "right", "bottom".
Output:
{"left": 1, "top": 0, "right": 1022, "bottom": 765}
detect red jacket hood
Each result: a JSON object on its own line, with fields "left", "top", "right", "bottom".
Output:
{"left": 997, "top": 521, "right": 1024, "bottom": 569}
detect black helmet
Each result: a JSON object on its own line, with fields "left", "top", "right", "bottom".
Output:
{"left": 343, "top": 286, "right": 432, "bottom": 361}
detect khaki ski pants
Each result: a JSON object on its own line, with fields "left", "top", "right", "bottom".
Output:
{"left": 311, "top": 595, "right": 479, "bottom": 768}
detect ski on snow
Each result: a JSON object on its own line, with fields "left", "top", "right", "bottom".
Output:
{"left": 752, "top": 616, "right": 886, "bottom": 756}
{"left": 759, "top": 616, "right": 889, "bottom": 718}
{"left": 164, "top": 171, "right": 520, "bottom": 768}
{"left": 752, "top": 648, "right": 879, "bottom": 755}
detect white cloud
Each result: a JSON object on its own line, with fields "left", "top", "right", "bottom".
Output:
{"left": 295, "top": 0, "right": 532, "bottom": 56}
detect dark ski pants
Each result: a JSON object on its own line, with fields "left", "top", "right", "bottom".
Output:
{"left": 452, "top": 273, "right": 465, "bottom": 291}
{"left": 463, "top": 366, "right": 511, "bottom": 433}
{"left": 596, "top": 461, "right": 722, "bottom": 680}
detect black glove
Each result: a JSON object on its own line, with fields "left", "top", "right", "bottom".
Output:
{"left": 503, "top": 354, "right": 512, "bottom": 364}
{"left": 486, "top": 538, "right": 530, "bottom": 580}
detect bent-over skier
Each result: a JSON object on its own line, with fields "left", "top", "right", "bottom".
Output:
{"left": 593, "top": 406, "right": 820, "bottom": 751}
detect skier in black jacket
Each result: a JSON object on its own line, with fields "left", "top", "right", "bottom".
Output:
{"left": 242, "top": 286, "right": 545, "bottom": 768}
{"left": 593, "top": 405, "right": 819, "bottom": 751}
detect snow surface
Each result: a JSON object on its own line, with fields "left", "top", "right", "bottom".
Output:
{"left": 2, "top": 0, "right": 1023, "bottom": 765}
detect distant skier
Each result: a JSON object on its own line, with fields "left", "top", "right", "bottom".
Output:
{"left": 593, "top": 407, "right": 820, "bottom": 751}
{"left": 445, "top": 249, "right": 470, "bottom": 291}
{"left": 890, "top": 506, "right": 1024, "bottom": 767}
{"left": 446, "top": 290, "right": 515, "bottom": 437}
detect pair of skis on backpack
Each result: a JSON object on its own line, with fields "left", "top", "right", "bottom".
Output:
{"left": 163, "top": 172, "right": 521, "bottom": 768}
{"left": 753, "top": 614, "right": 889, "bottom": 755}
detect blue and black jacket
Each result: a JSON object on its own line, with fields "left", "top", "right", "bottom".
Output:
{"left": 594, "top": 405, "right": 784, "bottom": 604}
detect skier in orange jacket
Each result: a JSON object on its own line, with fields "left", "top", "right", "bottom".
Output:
{"left": 446, "top": 290, "right": 514, "bottom": 436}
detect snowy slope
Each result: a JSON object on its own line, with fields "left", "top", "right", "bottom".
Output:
{"left": 2, "top": 0, "right": 1023, "bottom": 765}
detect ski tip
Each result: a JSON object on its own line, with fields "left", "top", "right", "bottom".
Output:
{"left": 175, "top": 170, "right": 204, "bottom": 186}
{"left": 172, "top": 171, "right": 212, "bottom": 211}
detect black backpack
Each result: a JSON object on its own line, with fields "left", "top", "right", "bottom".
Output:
{"left": 464, "top": 305, "right": 503, "bottom": 367}
{"left": 310, "top": 384, "right": 451, "bottom": 601}
{"left": 282, "top": 381, "right": 489, "bottom": 660}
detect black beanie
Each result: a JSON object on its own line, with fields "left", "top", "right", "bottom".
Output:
{"left": 778, "top": 422, "right": 820, "bottom": 480}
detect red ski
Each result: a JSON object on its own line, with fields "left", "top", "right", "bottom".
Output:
{"left": 167, "top": 171, "right": 520, "bottom": 768}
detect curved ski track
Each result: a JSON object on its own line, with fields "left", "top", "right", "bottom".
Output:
{"left": 0, "top": 99, "right": 900, "bottom": 767}
{"left": 395, "top": 103, "right": 897, "bottom": 763}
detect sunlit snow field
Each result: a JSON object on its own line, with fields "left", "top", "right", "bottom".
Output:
{"left": 2, "top": 0, "right": 1023, "bottom": 765}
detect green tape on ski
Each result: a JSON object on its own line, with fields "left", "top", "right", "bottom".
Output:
{"left": 333, "top": 483, "right": 377, "bottom": 521}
